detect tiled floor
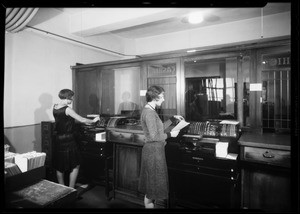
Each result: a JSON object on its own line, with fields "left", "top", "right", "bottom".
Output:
{"left": 74, "top": 183, "right": 143, "bottom": 209}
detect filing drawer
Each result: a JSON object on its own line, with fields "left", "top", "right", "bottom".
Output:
{"left": 78, "top": 140, "right": 106, "bottom": 158}
{"left": 242, "top": 146, "right": 290, "bottom": 167}
{"left": 107, "top": 130, "right": 133, "bottom": 143}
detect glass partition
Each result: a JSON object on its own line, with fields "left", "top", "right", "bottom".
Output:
{"left": 242, "top": 56, "right": 250, "bottom": 127}
{"left": 184, "top": 58, "right": 237, "bottom": 122}
{"left": 146, "top": 61, "right": 178, "bottom": 121}
{"left": 101, "top": 66, "right": 141, "bottom": 118}
{"left": 261, "top": 52, "right": 290, "bottom": 133}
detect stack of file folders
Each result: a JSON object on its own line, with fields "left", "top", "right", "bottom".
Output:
{"left": 13, "top": 151, "right": 46, "bottom": 173}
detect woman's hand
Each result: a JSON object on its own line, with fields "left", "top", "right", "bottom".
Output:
{"left": 170, "top": 130, "right": 180, "bottom": 137}
{"left": 174, "top": 115, "right": 184, "bottom": 121}
{"left": 92, "top": 116, "right": 100, "bottom": 123}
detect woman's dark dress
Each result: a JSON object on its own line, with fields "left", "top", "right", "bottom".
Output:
{"left": 52, "top": 105, "right": 81, "bottom": 172}
{"left": 138, "top": 108, "right": 172, "bottom": 200}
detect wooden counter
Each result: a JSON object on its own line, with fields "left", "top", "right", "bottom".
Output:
{"left": 238, "top": 132, "right": 291, "bottom": 212}
{"left": 106, "top": 128, "right": 167, "bottom": 208}
{"left": 238, "top": 132, "right": 290, "bottom": 151}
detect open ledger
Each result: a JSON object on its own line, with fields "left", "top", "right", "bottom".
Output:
{"left": 171, "top": 120, "right": 190, "bottom": 132}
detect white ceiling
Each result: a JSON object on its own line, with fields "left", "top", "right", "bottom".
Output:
{"left": 54, "top": 3, "right": 290, "bottom": 39}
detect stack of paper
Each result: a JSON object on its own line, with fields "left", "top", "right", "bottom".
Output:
{"left": 95, "top": 132, "right": 106, "bottom": 142}
{"left": 14, "top": 151, "right": 46, "bottom": 173}
{"left": 219, "top": 120, "right": 239, "bottom": 125}
{"left": 87, "top": 114, "right": 100, "bottom": 118}
{"left": 226, "top": 153, "right": 238, "bottom": 160}
{"left": 171, "top": 120, "right": 190, "bottom": 132}
{"left": 215, "top": 141, "right": 229, "bottom": 158}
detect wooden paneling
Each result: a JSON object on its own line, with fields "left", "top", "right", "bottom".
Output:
{"left": 240, "top": 139, "right": 291, "bottom": 212}
{"left": 100, "top": 69, "right": 115, "bottom": 115}
{"left": 107, "top": 130, "right": 133, "bottom": 143}
{"left": 241, "top": 164, "right": 291, "bottom": 212}
{"left": 41, "top": 121, "right": 56, "bottom": 182}
{"left": 108, "top": 129, "right": 166, "bottom": 208}
{"left": 74, "top": 67, "right": 101, "bottom": 116}
{"left": 115, "top": 144, "right": 142, "bottom": 192}
{"left": 243, "top": 146, "right": 290, "bottom": 167}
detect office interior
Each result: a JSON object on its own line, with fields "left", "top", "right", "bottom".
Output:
{"left": 3, "top": 3, "right": 299, "bottom": 211}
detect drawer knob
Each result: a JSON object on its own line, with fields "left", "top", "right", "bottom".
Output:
{"left": 262, "top": 151, "right": 274, "bottom": 158}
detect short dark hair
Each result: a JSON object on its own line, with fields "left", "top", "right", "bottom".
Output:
{"left": 145, "top": 85, "right": 164, "bottom": 102}
{"left": 58, "top": 89, "right": 74, "bottom": 100}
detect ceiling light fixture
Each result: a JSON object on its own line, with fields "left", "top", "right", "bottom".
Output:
{"left": 187, "top": 12, "right": 204, "bottom": 24}
{"left": 187, "top": 49, "right": 197, "bottom": 53}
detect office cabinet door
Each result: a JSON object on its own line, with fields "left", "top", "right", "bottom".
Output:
{"left": 73, "top": 67, "right": 101, "bottom": 116}
{"left": 241, "top": 165, "right": 291, "bottom": 212}
{"left": 115, "top": 143, "right": 142, "bottom": 193}
{"left": 41, "top": 121, "right": 56, "bottom": 181}
{"left": 240, "top": 144, "right": 291, "bottom": 212}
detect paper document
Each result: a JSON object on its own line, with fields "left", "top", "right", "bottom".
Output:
{"left": 215, "top": 142, "right": 229, "bottom": 158}
{"left": 219, "top": 120, "right": 239, "bottom": 125}
{"left": 226, "top": 153, "right": 238, "bottom": 160}
{"left": 95, "top": 132, "right": 106, "bottom": 142}
{"left": 171, "top": 120, "right": 190, "bottom": 132}
{"left": 87, "top": 114, "right": 100, "bottom": 118}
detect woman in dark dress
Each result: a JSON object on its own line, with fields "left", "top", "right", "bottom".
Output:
{"left": 53, "top": 89, "right": 99, "bottom": 188}
{"left": 138, "top": 85, "right": 183, "bottom": 208}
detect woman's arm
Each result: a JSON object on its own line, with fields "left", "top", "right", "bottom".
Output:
{"left": 145, "top": 113, "right": 168, "bottom": 141}
{"left": 66, "top": 107, "right": 99, "bottom": 124}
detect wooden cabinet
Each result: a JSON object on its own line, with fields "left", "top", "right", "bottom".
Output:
{"left": 72, "top": 67, "right": 101, "bottom": 116}
{"left": 239, "top": 133, "right": 291, "bottom": 212}
{"left": 166, "top": 142, "right": 240, "bottom": 209}
{"left": 114, "top": 143, "right": 143, "bottom": 198}
{"left": 107, "top": 129, "right": 144, "bottom": 206}
{"left": 76, "top": 126, "right": 113, "bottom": 198}
{"left": 41, "top": 121, "right": 57, "bottom": 182}
{"left": 240, "top": 162, "right": 291, "bottom": 212}
{"left": 107, "top": 129, "right": 167, "bottom": 208}
{"left": 72, "top": 62, "right": 142, "bottom": 117}
{"left": 77, "top": 140, "right": 111, "bottom": 184}
{"left": 242, "top": 146, "right": 290, "bottom": 167}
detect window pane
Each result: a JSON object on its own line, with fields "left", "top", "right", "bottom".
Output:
{"left": 147, "top": 63, "right": 177, "bottom": 121}
{"left": 185, "top": 58, "right": 236, "bottom": 122}
{"left": 101, "top": 67, "right": 141, "bottom": 117}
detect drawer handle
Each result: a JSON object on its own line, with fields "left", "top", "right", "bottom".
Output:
{"left": 262, "top": 151, "right": 274, "bottom": 158}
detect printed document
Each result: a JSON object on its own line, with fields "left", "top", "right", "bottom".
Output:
{"left": 171, "top": 120, "right": 190, "bottom": 132}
